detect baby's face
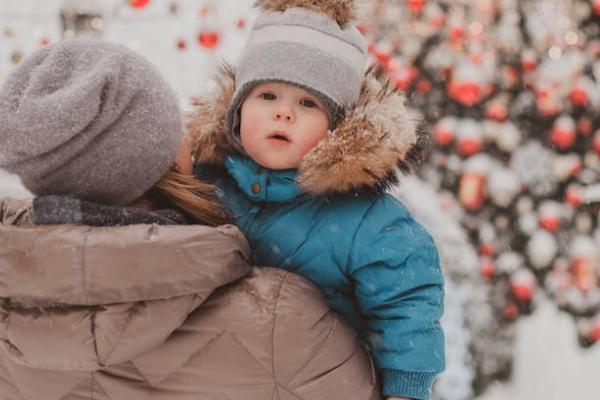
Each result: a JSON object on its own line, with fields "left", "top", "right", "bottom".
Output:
{"left": 239, "top": 82, "right": 329, "bottom": 170}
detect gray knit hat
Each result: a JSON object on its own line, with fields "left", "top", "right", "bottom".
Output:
{"left": 226, "top": 0, "right": 369, "bottom": 152}
{"left": 0, "top": 39, "right": 182, "bottom": 206}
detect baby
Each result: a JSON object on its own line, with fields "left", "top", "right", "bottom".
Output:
{"left": 190, "top": 1, "right": 445, "bottom": 399}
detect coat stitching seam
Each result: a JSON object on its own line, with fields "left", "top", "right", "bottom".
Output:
{"left": 270, "top": 271, "right": 290, "bottom": 385}
{"left": 228, "top": 332, "right": 272, "bottom": 376}
{"left": 283, "top": 317, "right": 339, "bottom": 387}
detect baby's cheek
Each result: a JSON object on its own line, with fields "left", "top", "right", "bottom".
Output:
{"left": 302, "top": 130, "right": 327, "bottom": 155}
{"left": 240, "top": 115, "right": 262, "bottom": 142}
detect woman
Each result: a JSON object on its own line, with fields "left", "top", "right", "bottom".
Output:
{"left": 0, "top": 40, "right": 379, "bottom": 399}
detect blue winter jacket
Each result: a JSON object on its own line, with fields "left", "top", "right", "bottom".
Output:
{"left": 196, "top": 155, "right": 445, "bottom": 399}
{"left": 188, "top": 66, "right": 445, "bottom": 399}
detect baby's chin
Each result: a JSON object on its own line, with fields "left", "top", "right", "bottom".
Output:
{"left": 251, "top": 154, "right": 301, "bottom": 171}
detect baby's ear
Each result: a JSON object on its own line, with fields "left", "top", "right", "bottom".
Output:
{"left": 186, "top": 65, "right": 236, "bottom": 165}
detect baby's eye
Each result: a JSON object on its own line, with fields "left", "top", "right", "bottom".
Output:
{"left": 300, "top": 99, "right": 318, "bottom": 108}
{"left": 259, "top": 92, "right": 277, "bottom": 100}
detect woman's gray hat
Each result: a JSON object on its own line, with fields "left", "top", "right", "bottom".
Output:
{"left": 226, "top": 0, "right": 369, "bottom": 152}
{"left": 0, "top": 39, "right": 182, "bottom": 206}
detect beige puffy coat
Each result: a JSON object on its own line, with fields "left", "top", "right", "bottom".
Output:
{"left": 0, "top": 198, "right": 379, "bottom": 400}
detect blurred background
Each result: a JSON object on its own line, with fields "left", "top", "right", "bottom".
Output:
{"left": 0, "top": 1, "right": 599, "bottom": 399}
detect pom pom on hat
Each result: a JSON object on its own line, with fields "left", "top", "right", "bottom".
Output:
{"left": 255, "top": 0, "right": 358, "bottom": 26}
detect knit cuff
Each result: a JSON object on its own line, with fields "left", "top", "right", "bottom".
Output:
{"left": 381, "top": 369, "right": 437, "bottom": 399}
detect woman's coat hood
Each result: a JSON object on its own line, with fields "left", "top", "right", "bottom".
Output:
{"left": 187, "top": 65, "right": 423, "bottom": 195}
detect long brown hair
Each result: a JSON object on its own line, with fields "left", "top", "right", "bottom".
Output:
{"left": 135, "top": 165, "right": 229, "bottom": 226}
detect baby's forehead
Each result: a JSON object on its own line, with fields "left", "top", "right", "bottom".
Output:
{"left": 253, "top": 81, "right": 313, "bottom": 96}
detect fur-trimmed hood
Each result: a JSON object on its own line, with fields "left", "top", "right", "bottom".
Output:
{"left": 187, "top": 65, "right": 423, "bottom": 195}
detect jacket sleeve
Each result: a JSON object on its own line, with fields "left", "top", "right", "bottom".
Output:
{"left": 348, "top": 195, "right": 445, "bottom": 400}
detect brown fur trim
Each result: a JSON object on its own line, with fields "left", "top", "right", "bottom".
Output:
{"left": 255, "top": 0, "right": 357, "bottom": 26}
{"left": 188, "top": 66, "right": 421, "bottom": 195}
{"left": 297, "top": 69, "right": 419, "bottom": 195}
{"left": 186, "top": 64, "right": 237, "bottom": 165}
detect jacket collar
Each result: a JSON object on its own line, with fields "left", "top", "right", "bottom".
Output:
{"left": 187, "top": 65, "right": 424, "bottom": 196}
{"left": 224, "top": 154, "right": 302, "bottom": 202}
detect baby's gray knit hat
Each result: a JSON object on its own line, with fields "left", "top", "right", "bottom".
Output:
{"left": 0, "top": 39, "right": 182, "bottom": 206}
{"left": 226, "top": 0, "right": 369, "bottom": 152}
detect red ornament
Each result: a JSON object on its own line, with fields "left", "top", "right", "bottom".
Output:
{"left": 501, "top": 65, "right": 520, "bottom": 89}
{"left": 450, "top": 26, "right": 465, "bottom": 43}
{"left": 236, "top": 18, "right": 247, "bottom": 29}
{"left": 479, "top": 243, "right": 496, "bottom": 257}
{"left": 449, "top": 81, "right": 482, "bottom": 106}
{"left": 538, "top": 202, "right": 562, "bottom": 232}
{"left": 485, "top": 101, "right": 508, "bottom": 121}
{"left": 480, "top": 257, "right": 496, "bottom": 278}
{"left": 593, "top": 132, "right": 600, "bottom": 155}
{"left": 571, "top": 258, "right": 597, "bottom": 293}
{"left": 550, "top": 124, "right": 576, "bottom": 149}
{"left": 536, "top": 93, "right": 560, "bottom": 117}
{"left": 577, "top": 117, "right": 593, "bottom": 137}
{"left": 416, "top": 79, "right": 431, "bottom": 93}
{"left": 469, "top": 53, "right": 482, "bottom": 64}
{"left": 176, "top": 38, "right": 187, "bottom": 50}
{"left": 39, "top": 37, "right": 50, "bottom": 46}
{"left": 570, "top": 87, "right": 589, "bottom": 107}
{"left": 407, "top": 0, "right": 426, "bottom": 13}
{"left": 521, "top": 52, "right": 537, "bottom": 72}
{"left": 511, "top": 279, "right": 535, "bottom": 302}
{"left": 503, "top": 303, "right": 520, "bottom": 320}
{"left": 565, "top": 185, "right": 584, "bottom": 207}
{"left": 373, "top": 48, "right": 392, "bottom": 68}
{"left": 594, "top": 0, "right": 600, "bottom": 16}
{"left": 539, "top": 216, "right": 561, "bottom": 232}
{"left": 459, "top": 173, "right": 486, "bottom": 211}
{"left": 393, "top": 66, "right": 418, "bottom": 91}
{"left": 197, "top": 30, "right": 220, "bottom": 50}
{"left": 591, "top": 322, "right": 600, "bottom": 342}
{"left": 129, "top": 0, "right": 150, "bottom": 9}
{"left": 457, "top": 138, "right": 482, "bottom": 156}
{"left": 430, "top": 13, "right": 445, "bottom": 28}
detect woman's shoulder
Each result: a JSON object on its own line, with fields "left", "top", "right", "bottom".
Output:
{"left": 198, "top": 266, "right": 380, "bottom": 398}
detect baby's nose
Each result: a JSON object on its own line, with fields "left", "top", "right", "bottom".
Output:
{"left": 274, "top": 105, "right": 294, "bottom": 122}
{"left": 275, "top": 112, "right": 292, "bottom": 121}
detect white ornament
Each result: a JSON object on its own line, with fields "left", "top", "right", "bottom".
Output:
{"left": 553, "top": 154, "right": 581, "bottom": 182}
{"left": 495, "top": 122, "right": 522, "bottom": 152}
{"left": 487, "top": 167, "right": 521, "bottom": 207}
{"left": 496, "top": 252, "right": 524, "bottom": 274}
{"left": 511, "top": 141, "right": 556, "bottom": 196}
{"left": 527, "top": 230, "right": 558, "bottom": 269}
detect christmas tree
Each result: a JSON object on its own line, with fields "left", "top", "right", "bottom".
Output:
{"left": 365, "top": 0, "right": 600, "bottom": 394}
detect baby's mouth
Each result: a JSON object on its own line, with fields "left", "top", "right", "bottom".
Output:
{"left": 268, "top": 131, "right": 291, "bottom": 143}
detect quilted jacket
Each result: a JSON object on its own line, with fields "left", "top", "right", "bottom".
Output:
{"left": 0, "top": 198, "right": 380, "bottom": 400}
